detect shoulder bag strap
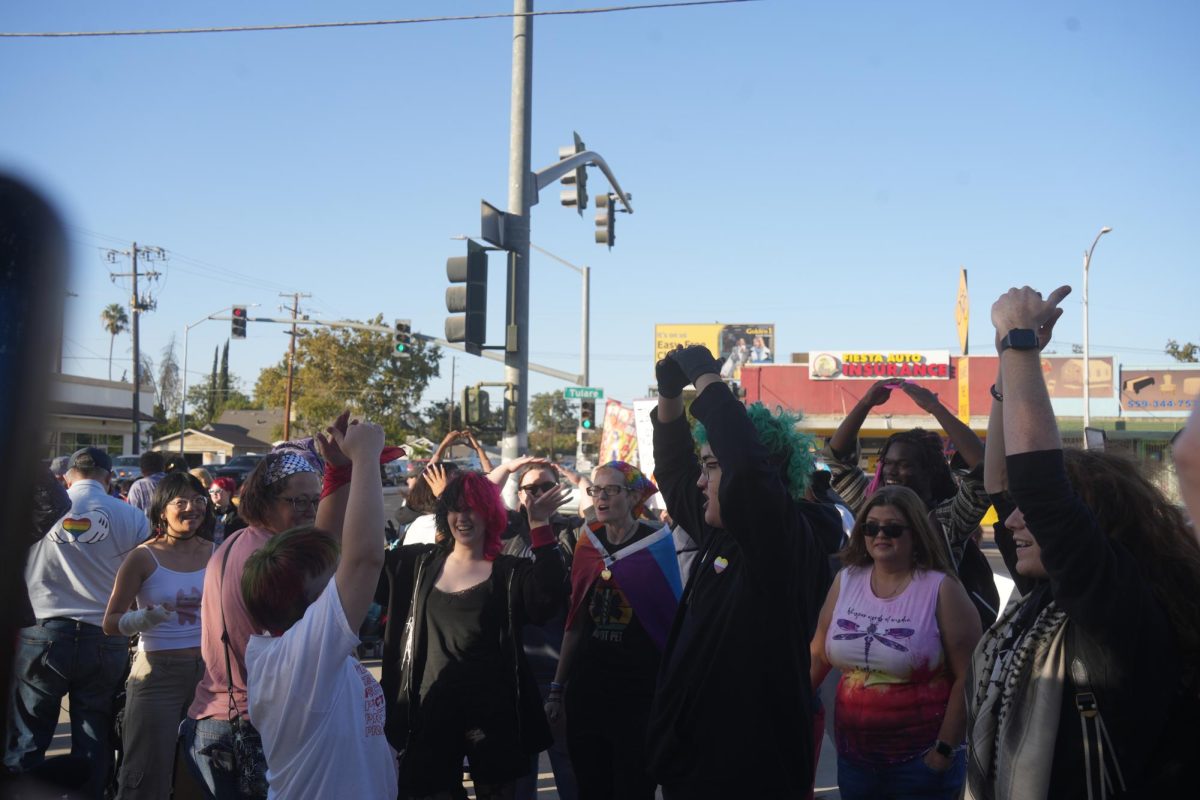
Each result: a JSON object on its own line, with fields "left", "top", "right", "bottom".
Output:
{"left": 219, "top": 529, "right": 248, "bottom": 722}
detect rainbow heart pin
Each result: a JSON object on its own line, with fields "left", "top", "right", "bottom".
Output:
{"left": 713, "top": 556, "right": 729, "bottom": 574}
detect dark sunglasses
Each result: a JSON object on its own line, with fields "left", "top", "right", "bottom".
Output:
{"left": 519, "top": 481, "right": 558, "bottom": 495}
{"left": 862, "top": 521, "right": 909, "bottom": 539}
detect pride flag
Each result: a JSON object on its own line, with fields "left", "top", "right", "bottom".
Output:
{"left": 566, "top": 524, "right": 683, "bottom": 652}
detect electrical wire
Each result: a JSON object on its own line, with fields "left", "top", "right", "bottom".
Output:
{"left": 0, "top": 1, "right": 759, "bottom": 38}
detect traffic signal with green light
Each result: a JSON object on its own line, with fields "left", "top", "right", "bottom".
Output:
{"left": 393, "top": 319, "right": 412, "bottom": 358}
{"left": 580, "top": 399, "right": 596, "bottom": 430}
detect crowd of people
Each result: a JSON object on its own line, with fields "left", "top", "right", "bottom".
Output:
{"left": 6, "top": 284, "right": 1200, "bottom": 799}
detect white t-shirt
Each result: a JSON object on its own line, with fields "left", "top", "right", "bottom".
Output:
{"left": 246, "top": 580, "right": 397, "bottom": 799}
{"left": 403, "top": 513, "right": 439, "bottom": 545}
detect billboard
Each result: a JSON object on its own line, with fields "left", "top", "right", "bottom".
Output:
{"left": 1118, "top": 367, "right": 1200, "bottom": 416}
{"left": 654, "top": 323, "right": 775, "bottom": 381}
{"left": 808, "top": 350, "right": 952, "bottom": 380}
{"left": 1039, "top": 356, "right": 1114, "bottom": 399}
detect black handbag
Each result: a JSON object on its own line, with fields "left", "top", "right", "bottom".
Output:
{"left": 219, "top": 531, "right": 269, "bottom": 799}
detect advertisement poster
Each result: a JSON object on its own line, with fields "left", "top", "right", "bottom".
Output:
{"left": 808, "top": 350, "right": 952, "bottom": 381}
{"left": 1039, "top": 356, "right": 1114, "bottom": 398}
{"left": 654, "top": 323, "right": 775, "bottom": 381}
{"left": 599, "top": 400, "right": 639, "bottom": 466}
{"left": 1118, "top": 367, "right": 1200, "bottom": 415}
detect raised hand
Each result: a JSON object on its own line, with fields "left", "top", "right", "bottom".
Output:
{"left": 656, "top": 353, "right": 688, "bottom": 399}
{"left": 525, "top": 484, "right": 570, "bottom": 525}
{"left": 667, "top": 344, "right": 722, "bottom": 385}
{"left": 330, "top": 419, "right": 385, "bottom": 465}
{"left": 315, "top": 410, "right": 353, "bottom": 467}
{"left": 862, "top": 378, "right": 898, "bottom": 408}
{"left": 991, "top": 285, "right": 1072, "bottom": 342}
{"left": 423, "top": 463, "right": 451, "bottom": 498}
{"left": 900, "top": 382, "right": 941, "bottom": 413}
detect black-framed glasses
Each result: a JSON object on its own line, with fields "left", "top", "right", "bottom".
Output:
{"left": 585, "top": 485, "right": 629, "bottom": 499}
{"left": 519, "top": 481, "right": 558, "bottom": 495}
{"left": 862, "top": 521, "right": 909, "bottom": 539}
{"left": 278, "top": 495, "right": 321, "bottom": 512}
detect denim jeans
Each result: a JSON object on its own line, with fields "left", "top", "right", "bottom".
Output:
{"left": 179, "top": 717, "right": 240, "bottom": 800}
{"left": 837, "top": 750, "right": 967, "bottom": 800}
{"left": 4, "top": 619, "right": 131, "bottom": 800}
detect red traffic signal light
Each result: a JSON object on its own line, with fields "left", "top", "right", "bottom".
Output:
{"left": 231, "top": 306, "right": 247, "bottom": 339}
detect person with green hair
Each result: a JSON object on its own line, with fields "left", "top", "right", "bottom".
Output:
{"left": 645, "top": 345, "right": 842, "bottom": 799}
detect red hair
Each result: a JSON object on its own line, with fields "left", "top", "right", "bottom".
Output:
{"left": 211, "top": 476, "right": 237, "bottom": 494}
{"left": 435, "top": 471, "right": 508, "bottom": 560}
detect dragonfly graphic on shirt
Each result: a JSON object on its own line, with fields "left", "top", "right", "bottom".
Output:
{"left": 832, "top": 619, "right": 915, "bottom": 667}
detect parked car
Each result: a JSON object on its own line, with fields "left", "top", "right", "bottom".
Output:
{"left": 111, "top": 455, "right": 142, "bottom": 482}
{"left": 212, "top": 454, "right": 266, "bottom": 487}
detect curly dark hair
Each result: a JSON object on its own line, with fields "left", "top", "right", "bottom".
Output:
{"left": 148, "top": 472, "right": 216, "bottom": 540}
{"left": 879, "top": 428, "right": 957, "bottom": 505}
{"left": 1062, "top": 448, "right": 1200, "bottom": 687}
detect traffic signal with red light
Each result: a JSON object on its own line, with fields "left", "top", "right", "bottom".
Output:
{"left": 231, "top": 306, "right": 247, "bottom": 339}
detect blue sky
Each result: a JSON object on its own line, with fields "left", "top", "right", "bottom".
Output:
{"left": 3, "top": 0, "right": 1197, "bottom": 421}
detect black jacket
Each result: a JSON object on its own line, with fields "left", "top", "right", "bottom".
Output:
{"left": 380, "top": 542, "right": 568, "bottom": 761}
{"left": 646, "top": 384, "right": 817, "bottom": 797}
{"left": 997, "top": 450, "right": 1193, "bottom": 798}
{"left": 18, "top": 471, "right": 71, "bottom": 627}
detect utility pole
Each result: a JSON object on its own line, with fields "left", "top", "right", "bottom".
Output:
{"left": 280, "top": 292, "right": 311, "bottom": 441}
{"left": 106, "top": 242, "right": 164, "bottom": 454}
{"left": 503, "top": 0, "right": 534, "bottom": 464}
{"left": 448, "top": 357, "right": 457, "bottom": 433}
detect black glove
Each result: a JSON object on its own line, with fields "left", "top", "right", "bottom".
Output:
{"left": 655, "top": 355, "right": 688, "bottom": 399}
{"left": 668, "top": 345, "right": 722, "bottom": 385}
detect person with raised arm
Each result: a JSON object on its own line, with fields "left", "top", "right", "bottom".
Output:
{"left": 967, "top": 285, "right": 1200, "bottom": 798}
{"left": 240, "top": 418, "right": 395, "bottom": 799}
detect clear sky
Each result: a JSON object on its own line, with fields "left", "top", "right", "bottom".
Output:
{"left": 3, "top": 0, "right": 1197, "bottom": 422}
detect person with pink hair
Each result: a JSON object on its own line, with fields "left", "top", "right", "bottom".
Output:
{"left": 381, "top": 471, "right": 569, "bottom": 798}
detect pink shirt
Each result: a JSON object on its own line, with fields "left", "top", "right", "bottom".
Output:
{"left": 188, "top": 526, "right": 272, "bottom": 721}
{"left": 825, "top": 565, "right": 951, "bottom": 766}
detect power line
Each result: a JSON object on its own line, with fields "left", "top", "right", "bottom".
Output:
{"left": 0, "top": 1, "right": 757, "bottom": 38}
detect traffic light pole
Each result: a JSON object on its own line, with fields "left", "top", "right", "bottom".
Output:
{"left": 503, "top": 0, "right": 534, "bottom": 465}
{"left": 179, "top": 305, "right": 235, "bottom": 455}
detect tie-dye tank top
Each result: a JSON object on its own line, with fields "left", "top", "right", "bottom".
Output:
{"left": 825, "top": 565, "right": 950, "bottom": 767}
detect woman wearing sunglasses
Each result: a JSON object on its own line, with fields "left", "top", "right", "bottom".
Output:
{"left": 810, "top": 485, "right": 980, "bottom": 799}
{"left": 103, "top": 472, "right": 215, "bottom": 799}
{"left": 544, "top": 460, "right": 664, "bottom": 800}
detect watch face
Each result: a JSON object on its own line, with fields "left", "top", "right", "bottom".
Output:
{"left": 1005, "top": 329, "right": 1039, "bottom": 350}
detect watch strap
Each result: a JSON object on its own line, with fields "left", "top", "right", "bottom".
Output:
{"left": 934, "top": 739, "right": 955, "bottom": 758}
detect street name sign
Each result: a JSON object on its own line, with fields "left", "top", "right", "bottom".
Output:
{"left": 564, "top": 386, "right": 604, "bottom": 400}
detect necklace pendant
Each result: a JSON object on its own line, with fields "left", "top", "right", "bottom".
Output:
{"left": 600, "top": 568, "right": 612, "bottom": 581}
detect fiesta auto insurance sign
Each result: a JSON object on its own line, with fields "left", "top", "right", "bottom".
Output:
{"left": 808, "top": 350, "right": 952, "bottom": 380}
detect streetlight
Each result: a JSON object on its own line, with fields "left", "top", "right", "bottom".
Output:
{"left": 179, "top": 304, "right": 259, "bottom": 455}
{"left": 1082, "top": 226, "right": 1113, "bottom": 437}
{"left": 529, "top": 243, "right": 590, "bottom": 386}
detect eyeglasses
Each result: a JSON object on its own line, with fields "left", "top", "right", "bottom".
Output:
{"left": 862, "top": 521, "right": 909, "bottom": 539}
{"left": 208, "top": 488, "right": 227, "bottom": 496}
{"left": 585, "top": 485, "right": 629, "bottom": 499}
{"left": 519, "top": 481, "right": 558, "bottom": 495}
{"left": 168, "top": 497, "right": 209, "bottom": 512}
{"left": 278, "top": 495, "right": 321, "bottom": 512}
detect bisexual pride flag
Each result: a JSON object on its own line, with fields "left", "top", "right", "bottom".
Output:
{"left": 567, "top": 524, "right": 684, "bottom": 652}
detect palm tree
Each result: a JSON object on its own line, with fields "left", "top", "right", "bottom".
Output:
{"left": 100, "top": 303, "right": 130, "bottom": 380}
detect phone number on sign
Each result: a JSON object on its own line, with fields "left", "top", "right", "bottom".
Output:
{"left": 1125, "top": 399, "right": 1195, "bottom": 409}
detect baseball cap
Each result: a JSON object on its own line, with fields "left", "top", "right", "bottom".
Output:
{"left": 69, "top": 447, "right": 113, "bottom": 472}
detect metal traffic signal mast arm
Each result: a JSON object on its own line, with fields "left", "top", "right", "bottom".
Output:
{"left": 212, "top": 314, "right": 583, "bottom": 384}
{"left": 531, "top": 150, "right": 633, "bottom": 214}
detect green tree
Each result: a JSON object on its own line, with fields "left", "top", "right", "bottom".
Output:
{"left": 253, "top": 315, "right": 441, "bottom": 443}
{"left": 100, "top": 302, "right": 129, "bottom": 380}
{"left": 528, "top": 391, "right": 578, "bottom": 458}
{"left": 219, "top": 339, "right": 230, "bottom": 403}
{"left": 1166, "top": 339, "right": 1199, "bottom": 363}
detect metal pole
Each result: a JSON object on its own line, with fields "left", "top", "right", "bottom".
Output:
{"left": 448, "top": 357, "right": 457, "bottom": 432}
{"left": 283, "top": 294, "right": 299, "bottom": 441}
{"left": 1082, "top": 248, "right": 1090, "bottom": 433}
{"left": 503, "top": 0, "right": 533, "bottom": 463}
{"left": 582, "top": 265, "right": 590, "bottom": 386}
{"left": 1081, "top": 226, "right": 1112, "bottom": 439}
{"left": 180, "top": 324, "right": 189, "bottom": 456}
{"left": 131, "top": 242, "right": 141, "bottom": 454}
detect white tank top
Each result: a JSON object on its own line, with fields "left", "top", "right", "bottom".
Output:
{"left": 135, "top": 547, "right": 208, "bottom": 652}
